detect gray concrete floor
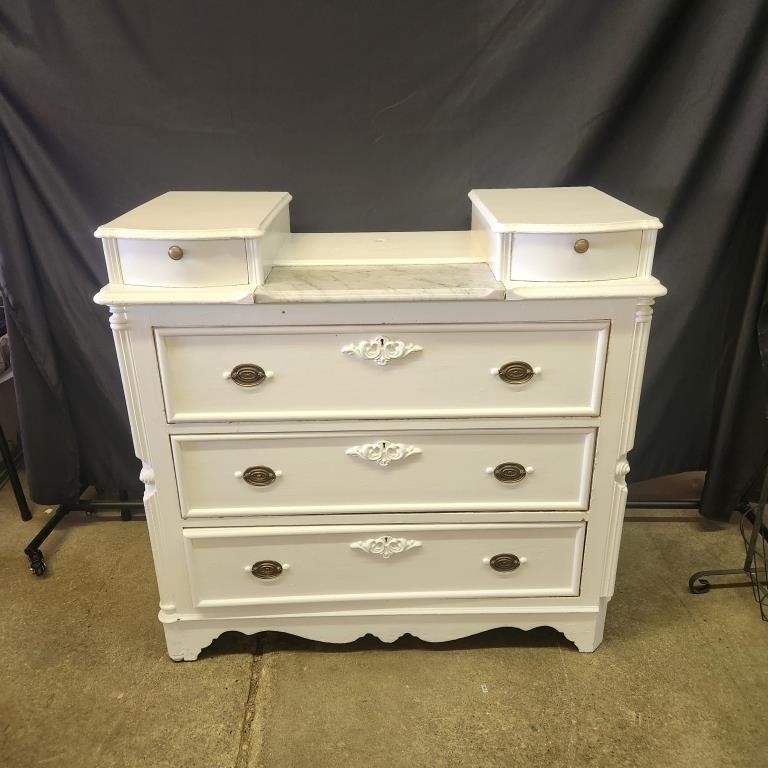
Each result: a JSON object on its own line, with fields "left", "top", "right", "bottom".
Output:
{"left": 1, "top": 480, "right": 766, "bottom": 768}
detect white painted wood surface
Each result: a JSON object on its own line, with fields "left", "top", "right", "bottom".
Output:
{"left": 94, "top": 284, "right": 256, "bottom": 305}
{"left": 117, "top": 238, "right": 249, "bottom": 287}
{"left": 156, "top": 322, "right": 609, "bottom": 422}
{"left": 95, "top": 191, "right": 291, "bottom": 239}
{"left": 469, "top": 187, "right": 662, "bottom": 233}
{"left": 277, "top": 231, "right": 482, "bottom": 266}
{"left": 171, "top": 428, "right": 595, "bottom": 517}
{"left": 182, "top": 523, "right": 586, "bottom": 608}
{"left": 509, "top": 230, "right": 642, "bottom": 282}
{"left": 94, "top": 187, "right": 664, "bottom": 659}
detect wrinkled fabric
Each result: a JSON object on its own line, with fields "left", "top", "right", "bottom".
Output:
{"left": 0, "top": 1, "right": 767, "bottom": 512}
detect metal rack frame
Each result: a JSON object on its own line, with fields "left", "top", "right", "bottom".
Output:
{"left": 23, "top": 495, "right": 144, "bottom": 576}
{"left": 0, "top": 419, "right": 31, "bottom": 521}
{"left": 688, "top": 466, "right": 768, "bottom": 618}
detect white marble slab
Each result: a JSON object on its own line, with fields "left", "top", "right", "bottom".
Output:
{"left": 254, "top": 263, "right": 506, "bottom": 303}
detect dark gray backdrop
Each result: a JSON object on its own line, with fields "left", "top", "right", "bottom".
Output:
{"left": 1, "top": 1, "right": 767, "bottom": 518}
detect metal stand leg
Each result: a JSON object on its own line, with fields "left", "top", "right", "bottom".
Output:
{"left": 0, "top": 420, "right": 31, "bottom": 521}
{"left": 119, "top": 489, "right": 132, "bottom": 521}
{"left": 23, "top": 495, "right": 144, "bottom": 577}
{"left": 24, "top": 504, "right": 72, "bottom": 576}
{"left": 689, "top": 466, "right": 768, "bottom": 598}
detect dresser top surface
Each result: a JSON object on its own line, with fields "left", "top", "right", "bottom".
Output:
{"left": 92, "top": 187, "right": 667, "bottom": 306}
{"left": 94, "top": 191, "right": 292, "bottom": 239}
{"left": 470, "top": 187, "right": 662, "bottom": 234}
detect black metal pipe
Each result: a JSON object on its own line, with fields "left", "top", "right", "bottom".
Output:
{"left": 625, "top": 500, "right": 700, "bottom": 509}
{"left": 77, "top": 499, "right": 143, "bottom": 511}
{"left": 0, "top": 420, "right": 31, "bottom": 520}
{"left": 24, "top": 504, "right": 71, "bottom": 554}
{"left": 23, "top": 495, "right": 143, "bottom": 576}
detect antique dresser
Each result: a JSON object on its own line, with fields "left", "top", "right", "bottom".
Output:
{"left": 94, "top": 187, "right": 665, "bottom": 660}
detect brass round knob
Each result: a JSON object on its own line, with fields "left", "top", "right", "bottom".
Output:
{"left": 573, "top": 238, "right": 590, "bottom": 254}
{"left": 251, "top": 560, "right": 283, "bottom": 579}
{"left": 489, "top": 553, "right": 521, "bottom": 572}
{"left": 242, "top": 465, "right": 277, "bottom": 486}
{"left": 493, "top": 462, "right": 527, "bottom": 483}
{"left": 498, "top": 361, "right": 534, "bottom": 384}
{"left": 168, "top": 244, "right": 184, "bottom": 260}
{"left": 230, "top": 363, "right": 266, "bottom": 387}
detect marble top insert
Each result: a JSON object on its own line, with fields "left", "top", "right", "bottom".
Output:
{"left": 254, "top": 263, "right": 505, "bottom": 303}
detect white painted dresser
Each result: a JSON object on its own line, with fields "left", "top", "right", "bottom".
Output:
{"left": 94, "top": 187, "right": 665, "bottom": 660}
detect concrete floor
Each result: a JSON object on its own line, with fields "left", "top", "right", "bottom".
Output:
{"left": 0, "top": 482, "right": 766, "bottom": 768}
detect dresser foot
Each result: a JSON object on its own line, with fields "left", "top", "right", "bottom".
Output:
{"left": 163, "top": 623, "right": 204, "bottom": 662}
{"left": 168, "top": 646, "right": 202, "bottom": 662}
{"left": 169, "top": 651, "right": 201, "bottom": 662}
{"left": 562, "top": 601, "right": 607, "bottom": 652}
{"left": 571, "top": 632, "right": 603, "bottom": 653}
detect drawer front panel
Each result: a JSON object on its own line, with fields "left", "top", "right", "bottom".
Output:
{"left": 118, "top": 238, "right": 249, "bottom": 287}
{"left": 510, "top": 231, "right": 642, "bottom": 281}
{"left": 182, "top": 522, "right": 586, "bottom": 608}
{"left": 172, "top": 429, "right": 595, "bottom": 518}
{"left": 157, "top": 322, "right": 609, "bottom": 422}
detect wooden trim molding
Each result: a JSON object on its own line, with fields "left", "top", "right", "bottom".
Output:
{"left": 600, "top": 298, "right": 655, "bottom": 597}
{"left": 102, "top": 238, "right": 123, "bottom": 284}
{"left": 108, "top": 307, "right": 147, "bottom": 458}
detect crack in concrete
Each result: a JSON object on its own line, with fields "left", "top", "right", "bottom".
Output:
{"left": 234, "top": 638, "right": 264, "bottom": 768}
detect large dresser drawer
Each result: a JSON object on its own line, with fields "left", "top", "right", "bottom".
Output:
{"left": 182, "top": 522, "right": 586, "bottom": 608}
{"left": 171, "top": 428, "right": 595, "bottom": 518}
{"left": 156, "top": 322, "right": 609, "bottom": 422}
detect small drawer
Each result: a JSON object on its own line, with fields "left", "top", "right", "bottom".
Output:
{"left": 182, "top": 522, "right": 586, "bottom": 608}
{"left": 156, "top": 322, "right": 609, "bottom": 422}
{"left": 171, "top": 428, "right": 595, "bottom": 518}
{"left": 509, "top": 231, "right": 642, "bottom": 282}
{"left": 116, "top": 238, "right": 249, "bottom": 287}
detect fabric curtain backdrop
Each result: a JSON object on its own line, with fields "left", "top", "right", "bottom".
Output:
{"left": 1, "top": 1, "right": 767, "bottom": 516}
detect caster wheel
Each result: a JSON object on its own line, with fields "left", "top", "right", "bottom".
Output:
{"left": 690, "top": 578, "right": 710, "bottom": 594}
{"left": 27, "top": 550, "right": 47, "bottom": 577}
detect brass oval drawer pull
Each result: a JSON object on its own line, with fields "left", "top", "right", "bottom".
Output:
{"left": 488, "top": 553, "right": 523, "bottom": 572}
{"left": 573, "top": 238, "right": 590, "bottom": 254}
{"left": 168, "top": 244, "right": 184, "bottom": 260}
{"left": 240, "top": 465, "right": 279, "bottom": 486}
{"left": 251, "top": 560, "right": 283, "bottom": 579}
{"left": 490, "top": 462, "right": 530, "bottom": 483}
{"left": 496, "top": 361, "right": 537, "bottom": 384}
{"left": 227, "top": 363, "right": 270, "bottom": 387}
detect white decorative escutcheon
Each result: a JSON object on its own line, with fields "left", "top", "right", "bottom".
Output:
{"left": 350, "top": 536, "right": 422, "bottom": 559}
{"left": 341, "top": 336, "right": 422, "bottom": 366}
{"left": 346, "top": 441, "right": 421, "bottom": 466}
